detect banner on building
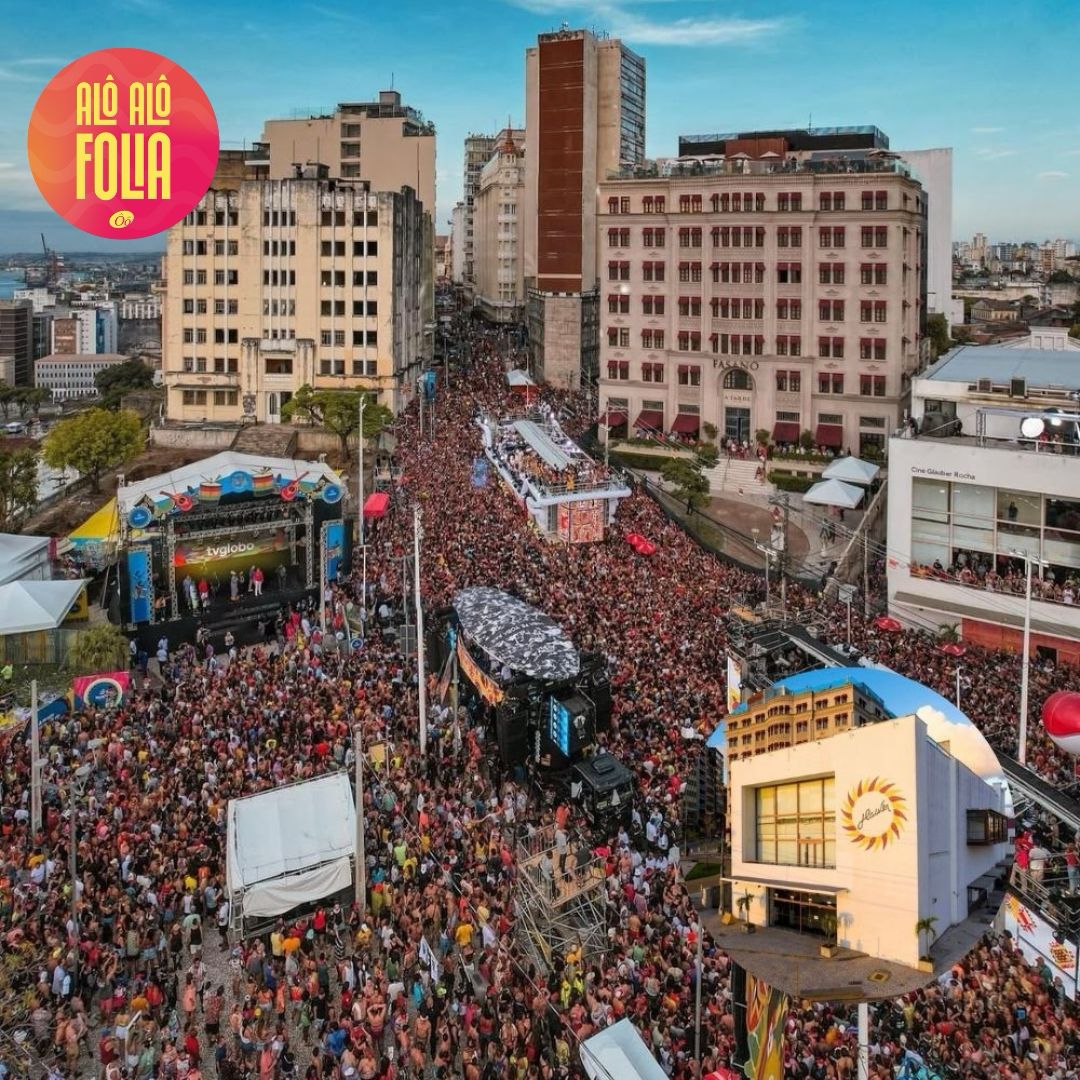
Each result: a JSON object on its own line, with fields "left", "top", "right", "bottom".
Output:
{"left": 557, "top": 500, "right": 606, "bottom": 544}
{"left": 323, "top": 520, "right": 345, "bottom": 583}
{"left": 127, "top": 546, "right": 154, "bottom": 624}
{"left": 456, "top": 638, "right": 504, "bottom": 705}
{"left": 173, "top": 528, "right": 288, "bottom": 568}
{"left": 739, "top": 972, "right": 788, "bottom": 1080}
{"left": 1003, "top": 893, "right": 1078, "bottom": 999}
{"left": 726, "top": 655, "right": 743, "bottom": 714}
{"left": 72, "top": 670, "right": 130, "bottom": 710}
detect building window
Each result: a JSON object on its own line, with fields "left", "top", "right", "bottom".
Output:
{"left": 819, "top": 226, "right": 845, "bottom": 249}
{"left": 859, "top": 338, "right": 887, "bottom": 360}
{"left": 777, "top": 263, "right": 802, "bottom": 284}
{"left": 642, "top": 261, "right": 665, "bottom": 282}
{"left": 859, "top": 374, "right": 887, "bottom": 397}
{"left": 967, "top": 809, "right": 1008, "bottom": 845}
{"left": 678, "top": 365, "right": 701, "bottom": 387}
{"left": 776, "top": 335, "right": 801, "bottom": 357}
{"left": 860, "top": 263, "right": 889, "bottom": 285}
{"left": 778, "top": 226, "right": 803, "bottom": 248}
{"left": 642, "top": 296, "right": 665, "bottom": 316}
{"left": 775, "top": 370, "right": 801, "bottom": 392}
{"left": 181, "top": 390, "right": 208, "bottom": 406}
{"left": 605, "top": 360, "right": 631, "bottom": 381}
{"left": 817, "top": 373, "right": 844, "bottom": 394}
{"left": 818, "top": 338, "right": 844, "bottom": 359}
{"left": 819, "top": 263, "right": 845, "bottom": 285}
{"left": 608, "top": 228, "right": 631, "bottom": 247}
{"left": 776, "top": 299, "right": 802, "bottom": 321}
{"left": 755, "top": 778, "right": 835, "bottom": 868}
{"left": 818, "top": 300, "right": 845, "bottom": 322}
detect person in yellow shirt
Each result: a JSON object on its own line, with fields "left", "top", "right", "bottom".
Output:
{"left": 270, "top": 928, "right": 284, "bottom": 958}
{"left": 454, "top": 920, "right": 474, "bottom": 950}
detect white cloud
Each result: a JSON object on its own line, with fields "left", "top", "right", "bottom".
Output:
{"left": 505, "top": 0, "right": 789, "bottom": 46}
{"left": 970, "top": 126, "right": 1004, "bottom": 134}
{"left": 974, "top": 148, "right": 1018, "bottom": 160}
{"left": 1038, "top": 170, "right": 1069, "bottom": 180}
{"left": 1062, "top": 149, "right": 1080, "bottom": 157}
{"left": 915, "top": 704, "right": 1003, "bottom": 781}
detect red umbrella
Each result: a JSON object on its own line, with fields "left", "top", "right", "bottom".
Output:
{"left": 874, "top": 615, "right": 903, "bottom": 633}
{"left": 939, "top": 643, "right": 966, "bottom": 657}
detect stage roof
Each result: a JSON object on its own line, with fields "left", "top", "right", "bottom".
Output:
{"left": 117, "top": 452, "right": 342, "bottom": 514}
{"left": 454, "top": 586, "right": 579, "bottom": 680}
{"left": 0, "top": 579, "right": 89, "bottom": 635}
{"left": 506, "top": 369, "right": 536, "bottom": 388}
{"left": 69, "top": 499, "right": 120, "bottom": 546}
{"left": 580, "top": 1020, "right": 668, "bottom": 1080}
{"left": 225, "top": 772, "right": 355, "bottom": 919}
{"left": 512, "top": 420, "right": 573, "bottom": 472}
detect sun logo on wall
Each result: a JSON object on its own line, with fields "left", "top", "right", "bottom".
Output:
{"left": 840, "top": 777, "right": 908, "bottom": 851}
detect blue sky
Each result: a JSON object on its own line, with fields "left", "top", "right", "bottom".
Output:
{"left": 1, "top": 0, "right": 1078, "bottom": 252}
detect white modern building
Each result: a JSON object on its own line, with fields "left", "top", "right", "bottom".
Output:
{"left": 894, "top": 148, "right": 953, "bottom": 320}
{"left": 728, "top": 712, "right": 1007, "bottom": 970}
{"left": 887, "top": 346, "right": 1080, "bottom": 664}
{"left": 119, "top": 294, "right": 162, "bottom": 320}
{"left": 35, "top": 352, "right": 128, "bottom": 400}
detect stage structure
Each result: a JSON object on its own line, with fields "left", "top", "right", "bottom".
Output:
{"left": 477, "top": 407, "right": 630, "bottom": 542}
{"left": 226, "top": 771, "right": 356, "bottom": 937}
{"left": 115, "top": 451, "right": 346, "bottom": 633}
{"left": 514, "top": 825, "right": 610, "bottom": 975}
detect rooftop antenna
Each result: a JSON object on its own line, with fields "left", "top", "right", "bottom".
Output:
{"left": 808, "top": 112, "right": 813, "bottom": 134}
{"left": 390, "top": 72, "right": 394, "bottom": 90}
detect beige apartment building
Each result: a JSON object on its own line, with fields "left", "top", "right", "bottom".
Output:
{"left": 162, "top": 154, "right": 427, "bottom": 424}
{"left": 260, "top": 91, "right": 435, "bottom": 216}
{"left": 597, "top": 128, "right": 927, "bottom": 457}
{"left": 523, "top": 28, "right": 646, "bottom": 389}
{"left": 473, "top": 129, "right": 526, "bottom": 323}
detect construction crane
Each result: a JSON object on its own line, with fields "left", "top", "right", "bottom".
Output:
{"left": 39, "top": 233, "right": 62, "bottom": 288}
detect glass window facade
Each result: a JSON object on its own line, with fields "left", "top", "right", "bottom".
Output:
{"left": 911, "top": 478, "right": 1080, "bottom": 604}
{"left": 754, "top": 777, "right": 836, "bottom": 868}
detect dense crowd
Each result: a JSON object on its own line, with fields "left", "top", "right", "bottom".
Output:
{"left": 1, "top": 315, "right": 1079, "bottom": 1080}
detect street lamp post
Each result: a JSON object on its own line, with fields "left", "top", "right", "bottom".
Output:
{"left": 1014, "top": 551, "right": 1038, "bottom": 766}
{"left": 68, "top": 763, "right": 91, "bottom": 992}
{"left": 353, "top": 727, "right": 366, "bottom": 915}
{"left": 414, "top": 506, "right": 428, "bottom": 758}
{"left": 955, "top": 665, "right": 963, "bottom": 710}
{"left": 357, "top": 393, "right": 367, "bottom": 548}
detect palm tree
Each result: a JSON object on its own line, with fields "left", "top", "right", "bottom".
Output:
{"left": 915, "top": 915, "right": 939, "bottom": 960}
{"left": 69, "top": 623, "right": 129, "bottom": 674}
{"left": 937, "top": 624, "right": 960, "bottom": 644}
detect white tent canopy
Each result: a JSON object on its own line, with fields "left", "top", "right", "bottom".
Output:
{"left": 506, "top": 369, "right": 536, "bottom": 388}
{"left": 803, "top": 478, "right": 865, "bottom": 510}
{"left": 821, "top": 455, "right": 881, "bottom": 486}
{"left": 580, "top": 1020, "right": 668, "bottom": 1080}
{"left": 0, "top": 579, "right": 88, "bottom": 634}
{"left": 226, "top": 772, "right": 356, "bottom": 925}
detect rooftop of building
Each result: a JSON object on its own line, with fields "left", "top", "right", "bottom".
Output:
{"left": 604, "top": 151, "right": 915, "bottom": 184}
{"left": 265, "top": 91, "right": 434, "bottom": 134}
{"left": 680, "top": 125, "right": 889, "bottom": 152}
{"left": 730, "top": 676, "right": 891, "bottom": 719}
{"left": 37, "top": 352, "right": 127, "bottom": 365}
{"left": 921, "top": 345, "right": 1080, "bottom": 390}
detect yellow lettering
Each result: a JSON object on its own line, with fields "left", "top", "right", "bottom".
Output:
{"left": 152, "top": 75, "right": 171, "bottom": 126}
{"left": 121, "top": 132, "right": 145, "bottom": 199}
{"left": 93, "top": 133, "right": 117, "bottom": 200}
{"left": 75, "top": 83, "right": 92, "bottom": 126}
{"left": 148, "top": 133, "right": 170, "bottom": 199}
{"left": 74, "top": 133, "right": 93, "bottom": 199}
{"left": 128, "top": 82, "right": 145, "bottom": 126}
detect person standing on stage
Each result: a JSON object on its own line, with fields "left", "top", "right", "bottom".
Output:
{"left": 229, "top": 570, "right": 239, "bottom": 602}
{"left": 252, "top": 565, "right": 264, "bottom": 597}
{"left": 276, "top": 562, "right": 287, "bottom": 591}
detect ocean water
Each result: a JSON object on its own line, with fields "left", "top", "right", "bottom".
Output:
{"left": 0, "top": 270, "right": 25, "bottom": 300}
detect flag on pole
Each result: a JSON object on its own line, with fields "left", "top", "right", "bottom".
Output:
{"left": 419, "top": 935, "right": 440, "bottom": 982}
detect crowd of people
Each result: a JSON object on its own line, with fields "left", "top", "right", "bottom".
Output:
{"left": 2, "top": 315, "right": 1080, "bottom": 1080}
{"left": 911, "top": 554, "right": 1079, "bottom": 608}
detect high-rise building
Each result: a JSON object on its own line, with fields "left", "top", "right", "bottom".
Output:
{"left": 971, "top": 232, "right": 989, "bottom": 266}
{"left": 450, "top": 202, "right": 467, "bottom": 283}
{"left": 596, "top": 127, "right": 927, "bottom": 458}
{"left": 0, "top": 300, "right": 34, "bottom": 386}
{"left": 892, "top": 148, "right": 952, "bottom": 318}
{"left": 260, "top": 91, "right": 435, "bottom": 216}
{"left": 50, "top": 304, "right": 118, "bottom": 356}
{"left": 161, "top": 154, "right": 427, "bottom": 424}
{"left": 473, "top": 129, "right": 527, "bottom": 323}
{"left": 463, "top": 134, "right": 498, "bottom": 288}
{"left": 523, "top": 28, "right": 646, "bottom": 389}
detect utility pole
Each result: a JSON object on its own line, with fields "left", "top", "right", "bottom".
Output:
{"left": 1018, "top": 552, "right": 1034, "bottom": 765}
{"left": 30, "top": 680, "right": 41, "bottom": 837}
{"left": 357, "top": 393, "right": 367, "bottom": 548}
{"left": 68, "top": 764, "right": 89, "bottom": 992}
{"left": 353, "top": 726, "right": 366, "bottom": 915}
{"left": 955, "top": 665, "right": 962, "bottom": 710}
{"left": 767, "top": 494, "right": 790, "bottom": 622}
{"left": 414, "top": 506, "right": 428, "bottom": 757}
{"left": 858, "top": 1002, "right": 869, "bottom": 1080}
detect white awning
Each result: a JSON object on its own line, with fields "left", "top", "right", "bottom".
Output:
{"left": 803, "top": 478, "right": 865, "bottom": 509}
{"left": 580, "top": 1020, "right": 668, "bottom": 1080}
{"left": 506, "top": 369, "right": 536, "bottom": 388}
{"left": 226, "top": 772, "right": 356, "bottom": 920}
{"left": 512, "top": 420, "right": 574, "bottom": 471}
{"left": 0, "top": 579, "right": 88, "bottom": 634}
{"left": 821, "top": 456, "right": 881, "bottom": 486}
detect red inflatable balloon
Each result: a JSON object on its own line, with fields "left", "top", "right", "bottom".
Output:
{"left": 1042, "top": 691, "right": 1080, "bottom": 756}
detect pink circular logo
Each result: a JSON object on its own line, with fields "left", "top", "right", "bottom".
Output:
{"left": 27, "top": 48, "right": 219, "bottom": 240}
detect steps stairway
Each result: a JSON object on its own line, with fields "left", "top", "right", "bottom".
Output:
{"left": 231, "top": 424, "right": 298, "bottom": 458}
{"left": 704, "top": 456, "right": 772, "bottom": 498}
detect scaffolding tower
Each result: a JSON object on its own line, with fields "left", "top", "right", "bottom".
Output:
{"left": 514, "top": 825, "right": 609, "bottom": 975}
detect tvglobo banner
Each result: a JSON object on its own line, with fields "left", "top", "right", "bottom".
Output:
{"left": 173, "top": 530, "right": 288, "bottom": 568}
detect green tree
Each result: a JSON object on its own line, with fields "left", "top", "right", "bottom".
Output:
{"left": 281, "top": 386, "right": 393, "bottom": 455}
{"left": 95, "top": 358, "right": 155, "bottom": 410}
{"left": 915, "top": 915, "right": 939, "bottom": 961}
{"left": 0, "top": 447, "right": 39, "bottom": 530}
{"left": 0, "top": 384, "right": 17, "bottom": 422}
{"left": 13, "top": 387, "right": 50, "bottom": 419}
{"left": 1070, "top": 323, "right": 1080, "bottom": 340}
{"left": 661, "top": 456, "right": 709, "bottom": 511}
{"left": 694, "top": 442, "right": 720, "bottom": 469}
{"left": 926, "top": 313, "right": 951, "bottom": 358}
{"left": 42, "top": 408, "right": 143, "bottom": 492}
{"left": 69, "top": 622, "right": 129, "bottom": 674}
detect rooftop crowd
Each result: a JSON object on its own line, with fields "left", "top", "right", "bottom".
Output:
{"left": 1, "top": 317, "right": 1078, "bottom": 1080}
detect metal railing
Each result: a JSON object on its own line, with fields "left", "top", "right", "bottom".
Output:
{"left": 608, "top": 157, "right": 912, "bottom": 182}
